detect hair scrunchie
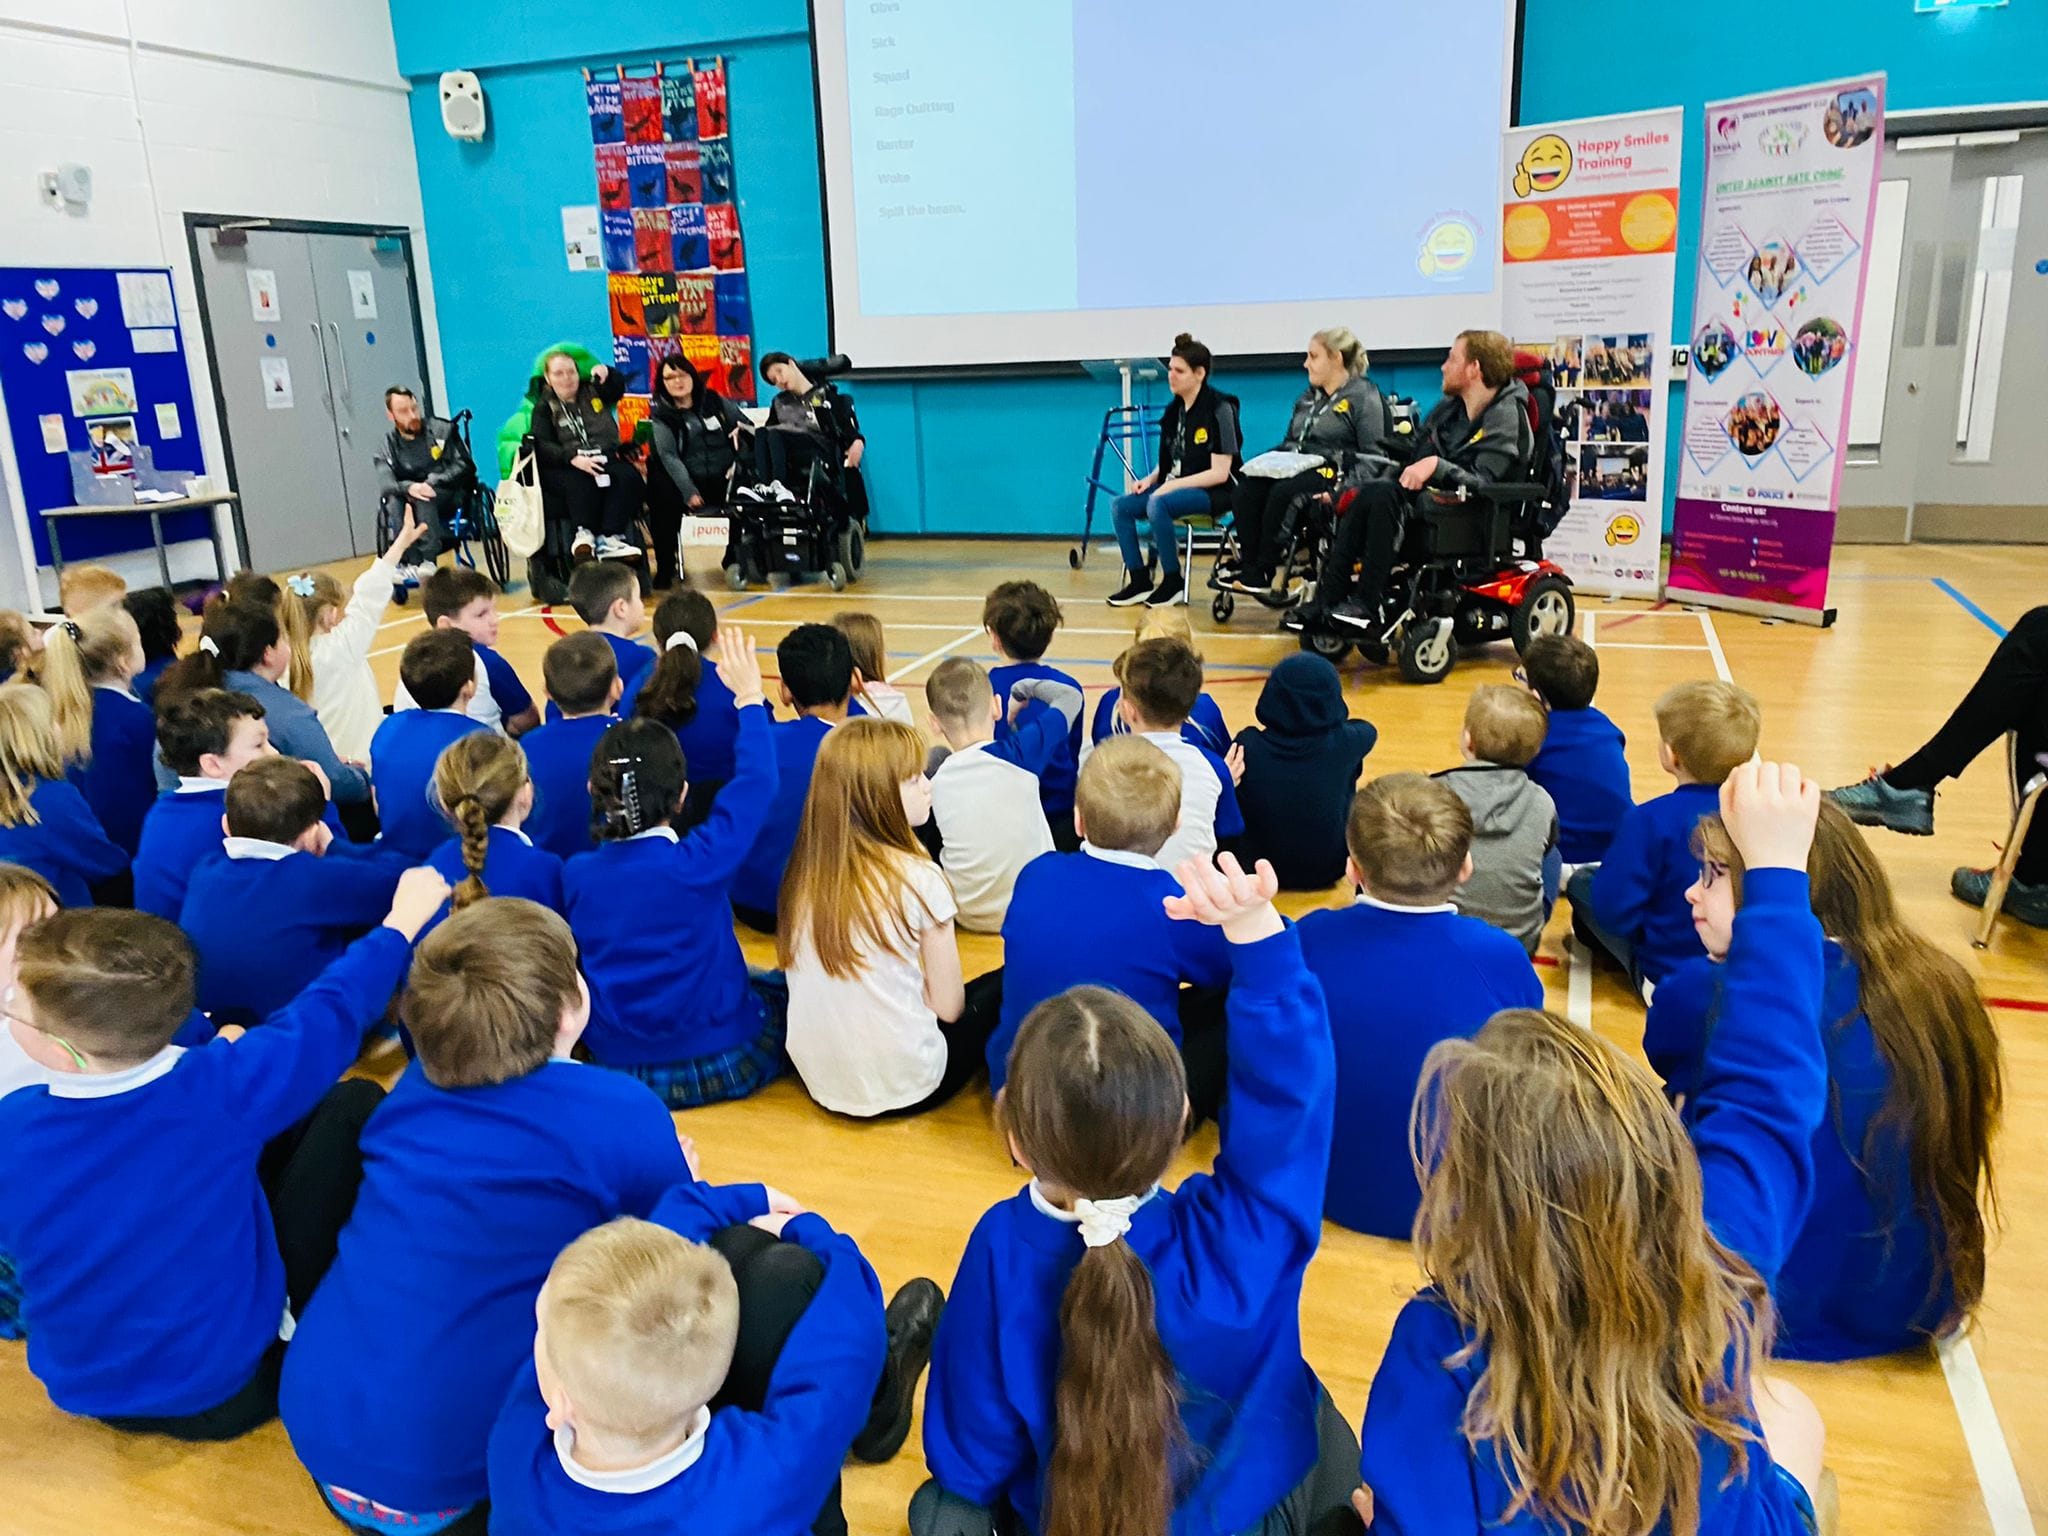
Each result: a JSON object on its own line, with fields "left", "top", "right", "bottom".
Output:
{"left": 198, "top": 635, "right": 221, "bottom": 657}
{"left": 665, "top": 630, "right": 699, "bottom": 654}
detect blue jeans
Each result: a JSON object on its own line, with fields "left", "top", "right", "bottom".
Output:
{"left": 1112, "top": 487, "right": 1213, "bottom": 578}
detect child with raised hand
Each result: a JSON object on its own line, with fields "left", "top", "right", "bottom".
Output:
{"left": 628, "top": 587, "right": 740, "bottom": 828}
{"left": 0, "top": 866, "right": 447, "bottom": 1438}
{"left": 398, "top": 566, "right": 540, "bottom": 736}
{"left": 916, "top": 851, "right": 1358, "bottom": 1536}
{"left": 1356, "top": 761, "right": 1833, "bottom": 1535}
{"left": 1086, "top": 605, "right": 1230, "bottom": 757}
{"left": 369, "top": 629, "right": 486, "bottom": 859}
{"left": 279, "top": 898, "right": 702, "bottom": 1531}
{"left": 42, "top": 607, "right": 156, "bottom": 857}
{"left": 426, "top": 731, "right": 562, "bottom": 918}
{"left": 835, "top": 609, "right": 916, "bottom": 725}
{"left": 0, "top": 683, "right": 127, "bottom": 906}
{"left": 1655, "top": 798, "right": 2002, "bottom": 1363}
{"left": 781, "top": 718, "right": 997, "bottom": 1118}
{"left": 566, "top": 626, "right": 788, "bottom": 1109}
{"left": 297, "top": 508, "right": 431, "bottom": 759}
{"left": 134, "top": 689, "right": 276, "bottom": 918}
{"left": 1520, "top": 633, "right": 1632, "bottom": 867}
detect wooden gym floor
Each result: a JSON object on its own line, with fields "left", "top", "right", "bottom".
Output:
{"left": 3, "top": 537, "right": 2044, "bottom": 1533}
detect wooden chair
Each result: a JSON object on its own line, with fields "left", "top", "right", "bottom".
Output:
{"left": 1972, "top": 731, "right": 2048, "bottom": 950}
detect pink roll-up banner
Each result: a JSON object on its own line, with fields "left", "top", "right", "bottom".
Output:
{"left": 1669, "top": 75, "right": 1886, "bottom": 625}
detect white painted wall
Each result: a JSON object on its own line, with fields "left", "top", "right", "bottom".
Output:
{"left": 0, "top": 0, "right": 444, "bottom": 610}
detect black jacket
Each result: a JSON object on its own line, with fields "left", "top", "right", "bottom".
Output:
{"left": 379, "top": 416, "right": 473, "bottom": 499}
{"left": 1412, "top": 378, "right": 1533, "bottom": 496}
{"left": 648, "top": 390, "right": 742, "bottom": 503}
{"left": 529, "top": 366, "right": 627, "bottom": 473}
{"left": 764, "top": 381, "right": 861, "bottom": 458}
{"left": 1155, "top": 383, "right": 1241, "bottom": 512}
{"left": 1233, "top": 653, "right": 1378, "bottom": 890}
{"left": 1273, "top": 375, "right": 1387, "bottom": 469}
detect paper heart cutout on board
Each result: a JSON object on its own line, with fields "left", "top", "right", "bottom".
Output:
{"left": 40, "top": 315, "right": 63, "bottom": 335}
{"left": 74, "top": 298, "right": 98, "bottom": 319}
{"left": 34, "top": 280, "right": 59, "bottom": 300}
{"left": 23, "top": 343, "right": 48, "bottom": 363}
{"left": 1, "top": 300, "right": 24, "bottom": 321}
{"left": 72, "top": 340, "right": 96, "bottom": 360}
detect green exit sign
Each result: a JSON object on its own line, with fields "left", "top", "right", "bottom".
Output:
{"left": 1916, "top": 0, "right": 2007, "bottom": 11}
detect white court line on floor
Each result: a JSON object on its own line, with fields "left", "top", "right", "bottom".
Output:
{"left": 1590, "top": 642, "right": 1713, "bottom": 652}
{"left": 886, "top": 628, "right": 985, "bottom": 685}
{"left": 1581, "top": 609, "right": 1597, "bottom": 644}
{"left": 1566, "top": 939, "right": 1593, "bottom": 1030}
{"left": 1697, "top": 610, "right": 1733, "bottom": 684}
{"left": 1938, "top": 1336, "right": 2038, "bottom": 1536}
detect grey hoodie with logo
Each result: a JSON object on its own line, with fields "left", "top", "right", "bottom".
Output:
{"left": 1435, "top": 761, "right": 1560, "bottom": 955}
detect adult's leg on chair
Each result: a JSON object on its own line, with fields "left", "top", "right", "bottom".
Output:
{"left": 1887, "top": 606, "right": 2048, "bottom": 791}
{"left": 259, "top": 1078, "right": 386, "bottom": 1316}
{"left": 545, "top": 467, "right": 602, "bottom": 546}
{"left": 1315, "top": 478, "right": 1402, "bottom": 609}
{"left": 597, "top": 459, "right": 644, "bottom": 540}
{"left": 413, "top": 488, "right": 457, "bottom": 561}
{"left": 1145, "top": 488, "right": 1214, "bottom": 579}
{"left": 1111, "top": 491, "right": 1154, "bottom": 576}
{"left": 644, "top": 466, "right": 688, "bottom": 586}
{"left": 1232, "top": 478, "right": 1276, "bottom": 576}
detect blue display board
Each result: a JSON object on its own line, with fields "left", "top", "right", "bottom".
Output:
{"left": 0, "top": 265, "right": 212, "bottom": 565}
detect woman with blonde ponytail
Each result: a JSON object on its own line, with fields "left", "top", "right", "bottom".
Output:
{"left": 915, "top": 853, "right": 1358, "bottom": 1536}
{"left": 425, "top": 732, "right": 562, "bottom": 919}
{"left": 39, "top": 608, "right": 155, "bottom": 854}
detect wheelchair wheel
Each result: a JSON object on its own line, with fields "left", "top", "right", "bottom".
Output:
{"left": 1299, "top": 627, "right": 1351, "bottom": 662}
{"left": 1068, "top": 547, "right": 1082, "bottom": 570}
{"left": 837, "top": 521, "right": 866, "bottom": 581}
{"left": 724, "top": 562, "right": 748, "bottom": 592}
{"left": 827, "top": 561, "right": 848, "bottom": 592}
{"left": 473, "top": 496, "right": 510, "bottom": 589}
{"left": 1211, "top": 592, "right": 1234, "bottom": 623}
{"left": 1398, "top": 622, "right": 1459, "bottom": 685}
{"left": 1511, "top": 575, "right": 1575, "bottom": 655}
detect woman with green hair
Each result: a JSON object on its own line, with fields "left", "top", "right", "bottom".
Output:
{"left": 529, "top": 349, "right": 641, "bottom": 563}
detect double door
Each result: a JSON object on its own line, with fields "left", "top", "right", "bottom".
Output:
{"left": 192, "top": 221, "right": 430, "bottom": 571}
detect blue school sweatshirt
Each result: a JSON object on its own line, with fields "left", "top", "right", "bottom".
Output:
{"left": 180, "top": 843, "right": 407, "bottom": 1023}
{"left": 280, "top": 1059, "right": 692, "bottom": 1513}
{"left": 925, "top": 927, "right": 1335, "bottom": 1536}
{"left": 1090, "top": 688, "right": 1231, "bottom": 755}
{"left": 1525, "top": 705, "right": 1633, "bottom": 865}
{"left": 132, "top": 783, "right": 347, "bottom": 920}
{"left": 566, "top": 704, "right": 777, "bottom": 1066}
{"left": 1587, "top": 782, "right": 1721, "bottom": 985}
{"left": 1357, "top": 870, "right": 1827, "bottom": 1535}
{"left": 730, "top": 713, "right": 833, "bottom": 918}
{"left": 543, "top": 634, "right": 654, "bottom": 723}
{"left": 0, "top": 929, "right": 411, "bottom": 1419}
{"left": 1298, "top": 896, "right": 1542, "bottom": 1238}
{"left": 623, "top": 658, "right": 740, "bottom": 783}
{"left": 1643, "top": 953, "right": 1719, "bottom": 1105}
{"left": 134, "top": 653, "right": 174, "bottom": 707}
{"left": 0, "top": 777, "right": 127, "bottom": 906}
{"left": 485, "top": 1186, "right": 888, "bottom": 1536}
{"left": 426, "top": 827, "right": 564, "bottom": 915}
{"left": 522, "top": 712, "right": 618, "bottom": 859}
{"left": 478, "top": 643, "right": 533, "bottom": 725}
{"left": 70, "top": 685, "right": 157, "bottom": 856}
{"left": 990, "top": 661, "right": 1083, "bottom": 816}
{"left": 369, "top": 708, "right": 488, "bottom": 860}
{"left": 990, "top": 846, "right": 1230, "bottom": 1089}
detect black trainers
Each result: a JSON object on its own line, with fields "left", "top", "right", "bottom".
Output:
{"left": 1145, "top": 572, "right": 1186, "bottom": 607}
{"left": 1107, "top": 570, "right": 1153, "bottom": 607}
{"left": 849, "top": 1277, "right": 944, "bottom": 1463}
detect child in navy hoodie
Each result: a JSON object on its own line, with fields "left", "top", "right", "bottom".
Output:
{"left": 983, "top": 581, "right": 1084, "bottom": 848}
{"left": 522, "top": 633, "right": 622, "bottom": 859}
{"left": 992, "top": 737, "right": 1230, "bottom": 1117}
{"left": 626, "top": 588, "right": 740, "bottom": 830}
{"left": 134, "top": 689, "right": 276, "bottom": 919}
{"left": 180, "top": 757, "right": 408, "bottom": 1024}
{"left": 731, "top": 624, "right": 853, "bottom": 931}
{"left": 0, "top": 871, "right": 444, "bottom": 1436}
{"left": 44, "top": 606, "right": 156, "bottom": 858}
{"left": 370, "top": 630, "right": 487, "bottom": 860}
{"left": 1571, "top": 679, "right": 1760, "bottom": 992}
{"left": 1357, "top": 761, "right": 1833, "bottom": 1535}
{"left": 425, "top": 731, "right": 563, "bottom": 919}
{"left": 0, "top": 682, "right": 127, "bottom": 906}
{"left": 280, "top": 897, "right": 698, "bottom": 1533}
{"left": 1298, "top": 773, "right": 1541, "bottom": 1239}
{"left": 567, "top": 626, "right": 787, "bottom": 1108}
{"left": 546, "top": 561, "right": 652, "bottom": 720}
{"left": 488, "top": 1186, "right": 942, "bottom": 1536}
{"left": 919, "top": 853, "right": 1361, "bottom": 1536}
{"left": 1663, "top": 799, "right": 2003, "bottom": 1363}
{"left": 1232, "top": 652, "right": 1377, "bottom": 890}
{"left": 1520, "top": 633, "right": 1633, "bottom": 866}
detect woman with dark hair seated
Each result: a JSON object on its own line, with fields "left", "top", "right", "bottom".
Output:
{"left": 529, "top": 350, "right": 641, "bottom": 563}
{"left": 646, "top": 353, "right": 745, "bottom": 589}
{"left": 1106, "top": 333, "right": 1239, "bottom": 610}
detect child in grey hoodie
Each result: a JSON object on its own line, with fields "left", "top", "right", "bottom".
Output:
{"left": 1434, "top": 685, "right": 1560, "bottom": 954}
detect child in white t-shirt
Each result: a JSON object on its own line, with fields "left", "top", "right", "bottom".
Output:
{"left": 778, "top": 718, "right": 996, "bottom": 1117}
{"left": 833, "top": 611, "right": 916, "bottom": 726}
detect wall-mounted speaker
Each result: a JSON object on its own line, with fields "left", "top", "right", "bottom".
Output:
{"left": 439, "top": 71, "right": 487, "bottom": 142}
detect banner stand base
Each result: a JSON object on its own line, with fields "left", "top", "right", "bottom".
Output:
{"left": 1663, "top": 586, "right": 1837, "bottom": 628}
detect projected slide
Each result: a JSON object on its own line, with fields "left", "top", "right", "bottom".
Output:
{"left": 816, "top": 0, "right": 1514, "bottom": 366}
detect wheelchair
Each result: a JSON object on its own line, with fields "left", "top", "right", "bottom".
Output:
{"left": 724, "top": 425, "right": 868, "bottom": 592}
{"left": 376, "top": 410, "right": 510, "bottom": 603}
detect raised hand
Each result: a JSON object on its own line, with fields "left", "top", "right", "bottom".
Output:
{"left": 384, "top": 866, "right": 454, "bottom": 941}
{"left": 676, "top": 1129, "right": 703, "bottom": 1181}
{"left": 1719, "top": 759, "right": 1820, "bottom": 873}
{"left": 712, "top": 624, "right": 765, "bottom": 709}
{"left": 1224, "top": 742, "right": 1246, "bottom": 785}
{"left": 1163, "top": 851, "right": 1282, "bottom": 945}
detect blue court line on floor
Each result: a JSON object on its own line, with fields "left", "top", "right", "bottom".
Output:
{"left": 1933, "top": 578, "right": 2008, "bottom": 639}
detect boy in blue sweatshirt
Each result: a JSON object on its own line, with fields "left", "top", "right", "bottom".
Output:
{"left": 406, "top": 566, "right": 538, "bottom": 735}
{"left": 0, "top": 870, "right": 446, "bottom": 1435}
{"left": 992, "top": 736, "right": 1230, "bottom": 1117}
{"left": 522, "top": 633, "right": 622, "bottom": 859}
{"left": 1299, "top": 772, "right": 1542, "bottom": 1239}
{"left": 181, "top": 757, "right": 408, "bottom": 1025}
{"left": 370, "top": 629, "right": 487, "bottom": 860}
{"left": 279, "top": 897, "right": 696, "bottom": 1532}
{"left": 983, "top": 580, "right": 1084, "bottom": 849}
{"left": 1520, "top": 633, "right": 1633, "bottom": 867}
{"left": 544, "top": 561, "right": 652, "bottom": 721}
{"left": 135, "top": 689, "right": 277, "bottom": 918}
{"left": 1570, "top": 678, "right": 1760, "bottom": 992}
{"left": 487, "top": 1183, "right": 938, "bottom": 1536}
{"left": 731, "top": 624, "right": 853, "bottom": 931}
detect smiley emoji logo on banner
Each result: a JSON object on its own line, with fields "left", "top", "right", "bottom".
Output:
{"left": 1513, "top": 134, "right": 1573, "bottom": 198}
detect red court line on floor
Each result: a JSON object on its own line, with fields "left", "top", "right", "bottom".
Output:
{"left": 1601, "top": 598, "right": 1673, "bottom": 630}
{"left": 1987, "top": 996, "right": 2048, "bottom": 1014}
{"left": 541, "top": 606, "right": 568, "bottom": 637}
{"left": 1534, "top": 954, "right": 1560, "bottom": 968}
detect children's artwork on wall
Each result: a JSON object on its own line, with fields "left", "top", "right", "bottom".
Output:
{"left": 585, "top": 57, "right": 756, "bottom": 406}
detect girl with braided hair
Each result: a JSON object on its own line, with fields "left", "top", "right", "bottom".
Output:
{"left": 424, "top": 733, "right": 563, "bottom": 925}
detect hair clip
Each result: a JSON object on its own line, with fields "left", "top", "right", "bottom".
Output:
{"left": 60, "top": 620, "right": 83, "bottom": 644}
{"left": 607, "top": 755, "right": 645, "bottom": 836}
{"left": 286, "top": 574, "right": 317, "bottom": 598}
{"left": 198, "top": 635, "right": 220, "bottom": 657}
{"left": 665, "top": 630, "right": 698, "bottom": 653}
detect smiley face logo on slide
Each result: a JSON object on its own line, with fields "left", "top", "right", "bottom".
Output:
{"left": 1513, "top": 134, "right": 1573, "bottom": 198}
{"left": 1620, "top": 192, "right": 1678, "bottom": 253}
{"left": 1605, "top": 513, "right": 1642, "bottom": 547}
{"left": 1503, "top": 203, "right": 1552, "bottom": 261}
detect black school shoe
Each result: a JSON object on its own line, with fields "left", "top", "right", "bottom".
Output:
{"left": 849, "top": 1277, "right": 944, "bottom": 1463}
{"left": 1107, "top": 570, "right": 1153, "bottom": 606}
{"left": 1145, "top": 572, "right": 1186, "bottom": 607}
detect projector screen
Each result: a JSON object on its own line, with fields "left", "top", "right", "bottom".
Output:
{"left": 812, "top": 0, "right": 1519, "bottom": 369}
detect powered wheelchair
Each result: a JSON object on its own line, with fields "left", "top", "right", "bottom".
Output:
{"left": 374, "top": 409, "right": 510, "bottom": 603}
{"left": 723, "top": 355, "right": 870, "bottom": 592}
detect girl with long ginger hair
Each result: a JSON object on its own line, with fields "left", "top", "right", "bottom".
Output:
{"left": 778, "top": 718, "right": 988, "bottom": 1118}
{"left": 914, "top": 854, "right": 1360, "bottom": 1536}
{"left": 1360, "top": 762, "right": 1836, "bottom": 1536}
